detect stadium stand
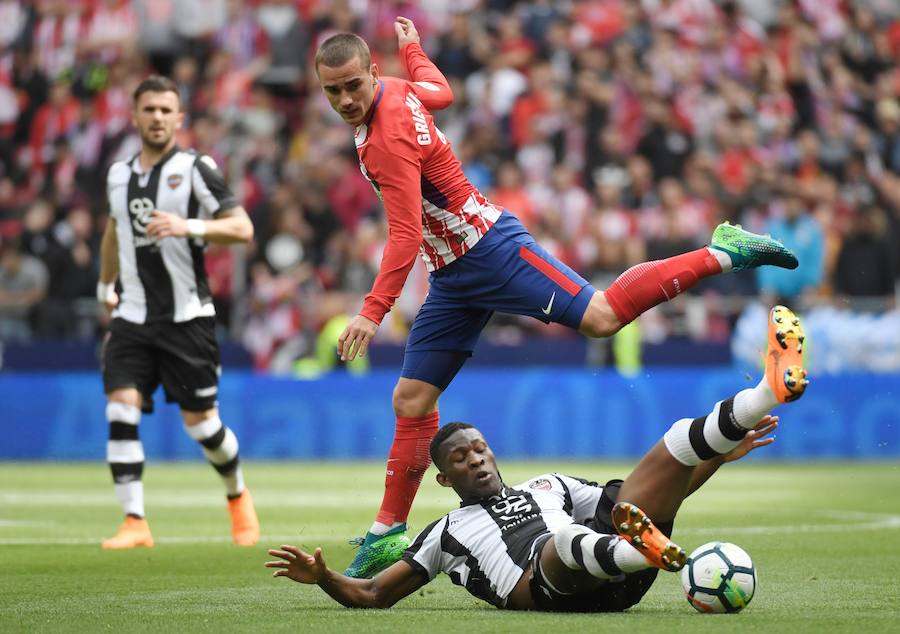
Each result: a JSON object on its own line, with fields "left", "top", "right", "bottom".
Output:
{"left": 0, "top": 0, "right": 898, "bottom": 372}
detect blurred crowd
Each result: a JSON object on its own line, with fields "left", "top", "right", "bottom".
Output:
{"left": 1, "top": 0, "right": 899, "bottom": 370}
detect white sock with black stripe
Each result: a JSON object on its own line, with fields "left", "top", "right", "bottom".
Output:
{"left": 663, "top": 381, "right": 779, "bottom": 466}
{"left": 184, "top": 416, "right": 244, "bottom": 498}
{"left": 554, "top": 524, "right": 650, "bottom": 579}
{"left": 106, "top": 401, "right": 145, "bottom": 518}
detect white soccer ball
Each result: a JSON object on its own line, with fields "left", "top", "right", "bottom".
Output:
{"left": 680, "top": 541, "right": 756, "bottom": 613}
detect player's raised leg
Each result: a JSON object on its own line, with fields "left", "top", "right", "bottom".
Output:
{"left": 582, "top": 223, "right": 799, "bottom": 336}
{"left": 764, "top": 304, "right": 808, "bottom": 403}
{"left": 102, "top": 390, "right": 154, "bottom": 549}
{"left": 182, "top": 408, "right": 260, "bottom": 546}
{"left": 615, "top": 305, "right": 807, "bottom": 550}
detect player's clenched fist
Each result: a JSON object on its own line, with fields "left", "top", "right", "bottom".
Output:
{"left": 338, "top": 314, "right": 378, "bottom": 361}
{"left": 394, "top": 16, "right": 420, "bottom": 47}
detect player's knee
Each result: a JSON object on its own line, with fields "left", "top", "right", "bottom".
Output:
{"left": 392, "top": 382, "right": 436, "bottom": 417}
{"left": 107, "top": 389, "right": 141, "bottom": 409}
{"left": 578, "top": 293, "right": 623, "bottom": 338}
{"left": 580, "top": 313, "right": 622, "bottom": 338}
{"left": 554, "top": 524, "right": 596, "bottom": 570}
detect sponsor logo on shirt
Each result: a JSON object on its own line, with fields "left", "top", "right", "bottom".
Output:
{"left": 529, "top": 478, "right": 553, "bottom": 491}
{"left": 128, "top": 196, "right": 159, "bottom": 249}
{"left": 490, "top": 494, "right": 539, "bottom": 532}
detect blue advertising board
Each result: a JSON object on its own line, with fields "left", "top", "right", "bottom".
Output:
{"left": 1, "top": 368, "right": 898, "bottom": 460}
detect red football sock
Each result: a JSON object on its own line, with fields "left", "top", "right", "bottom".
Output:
{"left": 603, "top": 248, "right": 722, "bottom": 324}
{"left": 375, "top": 411, "right": 440, "bottom": 526}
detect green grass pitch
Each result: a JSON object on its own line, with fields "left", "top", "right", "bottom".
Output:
{"left": 1, "top": 461, "right": 899, "bottom": 633}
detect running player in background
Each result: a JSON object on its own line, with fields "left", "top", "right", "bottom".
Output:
{"left": 97, "top": 75, "right": 259, "bottom": 549}
{"left": 266, "top": 307, "right": 808, "bottom": 610}
{"left": 316, "top": 17, "right": 800, "bottom": 577}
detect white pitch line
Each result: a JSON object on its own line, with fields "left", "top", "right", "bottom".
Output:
{"left": 0, "top": 534, "right": 344, "bottom": 546}
{"left": 2, "top": 515, "right": 899, "bottom": 546}
{"left": 0, "top": 519, "right": 55, "bottom": 528}
{"left": 679, "top": 516, "right": 900, "bottom": 536}
{"left": 0, "top": 491, "right": 455, "bottom": 510}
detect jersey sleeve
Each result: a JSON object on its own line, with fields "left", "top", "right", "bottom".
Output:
{"left": 191, "top": 154, "right": 239, "bottom": 217}
{"left": 359, "top": 121, "right": 424, "bottom": 325}
{"left": 555, "top": 474, "right": 605, "bottom": 523}
{"left": 401, "top": 517, "right": 448, "bottom": 581}
{"left": 401, "top": 43, "right": 454, "bottom": 111}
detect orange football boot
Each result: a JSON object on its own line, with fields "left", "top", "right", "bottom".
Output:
{"left": 765, "top": 305, "right": 809, "bottom": 403}
{"left": 612, "top": 502, "right": 686, "bottom": 572}
{"left": 102, "top": 516, "right": 154, "bottom": 549}
{"left": 228, "top": 489, "right": 260, "bottom": 546}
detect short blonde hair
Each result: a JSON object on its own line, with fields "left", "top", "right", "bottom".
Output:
{"left": 315, "top": 33, "right": 372, "bottom": 74}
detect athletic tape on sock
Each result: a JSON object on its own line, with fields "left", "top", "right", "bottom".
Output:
{"left": 663, "top": 417, "right": 702, "bottom": 466}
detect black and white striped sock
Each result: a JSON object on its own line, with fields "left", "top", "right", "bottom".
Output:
{"left": 184, "top": 416, "right": 245, "bottom": 498}
{"left": 106, "top": 402, "right": 145, "bottom": 518}
{"left": 663, "top": 381, "right": 779, "bottom": 466}
{"left": 554, "top": 524, "right": 650, "bottom": 579}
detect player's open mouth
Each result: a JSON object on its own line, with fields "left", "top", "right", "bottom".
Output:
{"left": 475, "top": 471, "right": 492, "bottom": 482}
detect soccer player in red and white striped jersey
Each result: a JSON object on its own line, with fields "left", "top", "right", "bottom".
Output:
{"left": 315, "top": 17, "right": 798, "bottom": 578}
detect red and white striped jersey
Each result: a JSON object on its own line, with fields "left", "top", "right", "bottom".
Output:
{"left": 355, "top": 43, "right": 502, "bottom": 325}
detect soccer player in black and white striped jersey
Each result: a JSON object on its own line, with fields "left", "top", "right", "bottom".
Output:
{"left": 97, "top": 76, "right": 258, "bottom": 549}
{"left": 266, "top": 305, "right": 808, "bottom": 611}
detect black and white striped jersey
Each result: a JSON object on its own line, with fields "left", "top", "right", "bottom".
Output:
{"left": 402, "top": 473, "right": 605, "bottom": 607}
{"left": 106, "top": 145, "right": 238, "bottom": 324}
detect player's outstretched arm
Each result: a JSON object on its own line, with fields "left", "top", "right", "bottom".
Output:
{"left": 685, "top": 416, "right": 778, "bottom": 497}
{"left": 266, "top": 545, "right": 426, "bottom": 608}
{"left": 145, "top": 206, "right": 253, "bottom": 244}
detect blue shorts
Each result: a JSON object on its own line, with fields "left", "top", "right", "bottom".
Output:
{"left": 401, "top": 212, "right": 595, "bottom": 389}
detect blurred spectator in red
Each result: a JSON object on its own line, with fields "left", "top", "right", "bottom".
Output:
{"left": 32, "top": 0, "right": 84, "bottom": 80}
{"left": 28, "top": 74, "right": 79, "bottom": 180}
{"left": 640, "top": 177, "right": 709, "bottom": 260}
{"left": 581, "top": 166, "right": 642, "bottom": 278}
{"left": 572, "top": 0, "right": 626, "bottom": 48}
{"left": 93, "top": 61, "right": 135, "bottom": 140}
{"left": 489, "top": 161, "right": 536, "bottom": 231}
{"left": 324, "top": 152, "right": 378, "bottom": 233}
{"left": 80, "top": 0, "right": 138, "bottom": 66}
{"left": 651, "top": 0, "right": 721, "bottom": 48}
{"left": 241, "top": 260, "right": 302, "bottom": 369}
{"left": 205, "top": 242, "right": 235, "bottom": 329}
{"left": 495, "top": 13, "right": 536, "bottom": 74}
